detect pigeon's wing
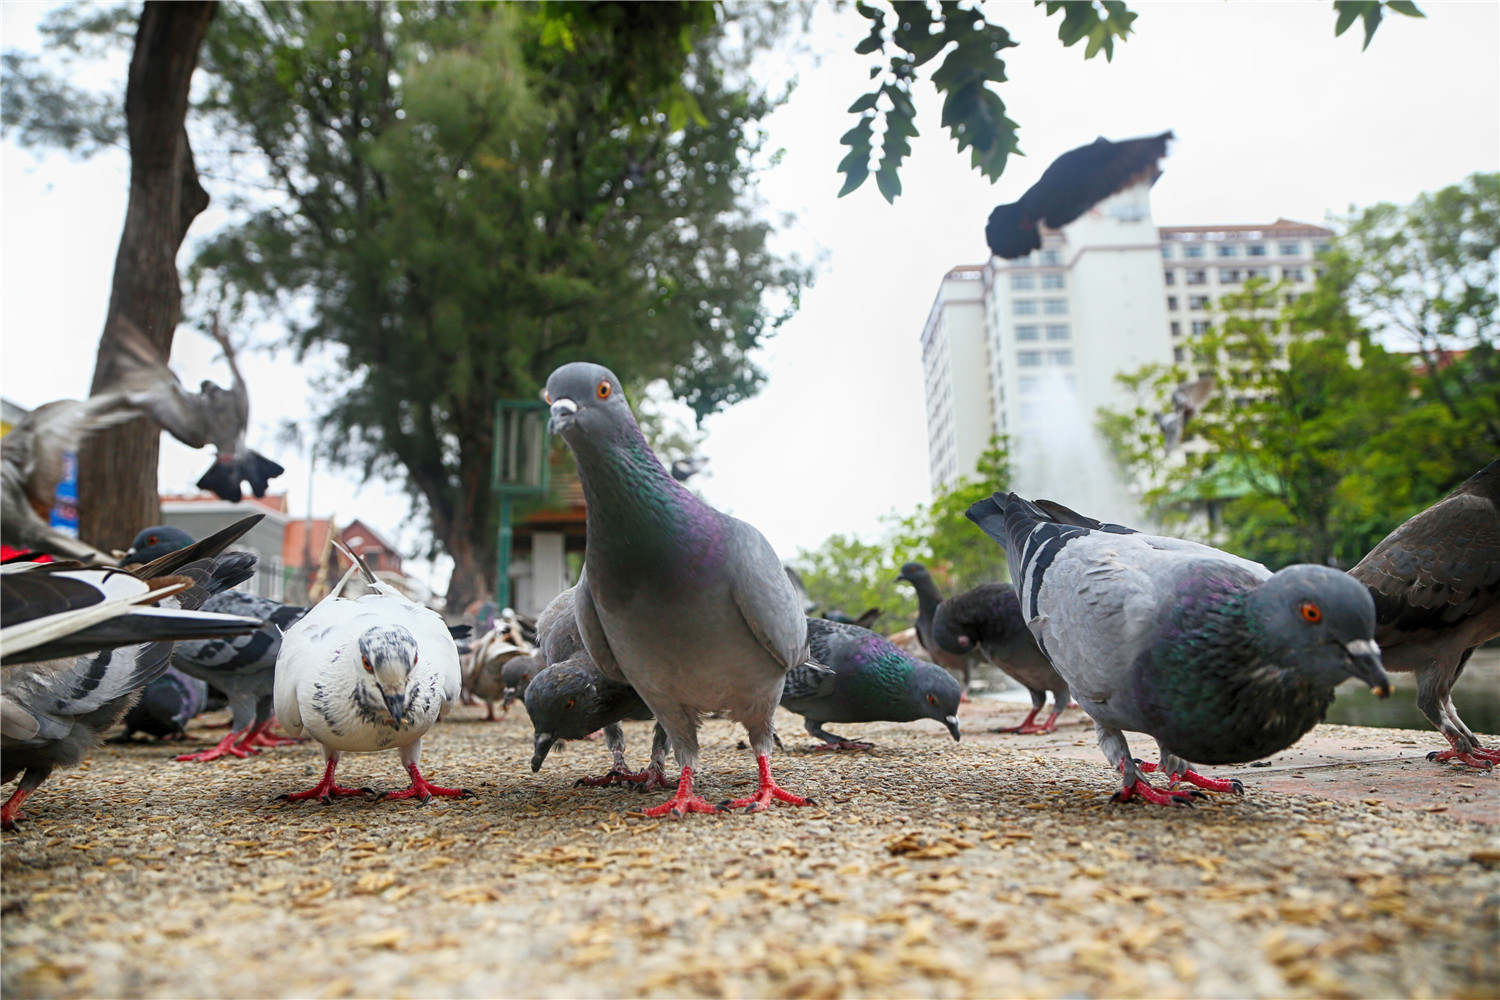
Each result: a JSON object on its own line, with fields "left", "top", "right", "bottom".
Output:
{"left": 111, "top": 321, "right": 214, "bottom": 449}
{"left": 5, "top": 397, "right": 138, "bottom": 507}
{"left": 1350, "top": 491, "right": 1500, "bottom": 642}
{"left": 536, "top": 586, "right": 585, "bottom": 667}
{"left": 1032, "top": 131, "right": 1173, "bottom": 230}
{"left": 726, "top": 517, "right": 810, "bottom": 673}
{"left": 781, "top": 659, "right": 837, "bottom": 701}
{"left": 571, "top": 570, "right": 625, "bottom": 682}
{"left": 3, "top": 639, "right": 176, "bottom": 747}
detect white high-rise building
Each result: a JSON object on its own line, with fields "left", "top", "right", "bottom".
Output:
{"left": 920, "top": 180, "right": 1333, "bottom": 522}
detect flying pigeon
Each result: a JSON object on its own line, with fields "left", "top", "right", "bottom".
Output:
{"left": 986, "top": 131, "right": 1173, "bottom": 259}
{"left": 895, "top": 562, "right": 976, "bottom": 695}
{"left": 545, "top": 362, "right": 814, "bottom": 817}
{"left": 780, "top": 618, "right": 960, "bottom": 751}
{"left": 967, "top": 493, "right": 1390, "bottom": 805}
{"left": 2, "top": 547, "right": 260, "bottom": 828}
{"left": 931, "top": 583, "right": 1071, "bottom": 734}
{"left": 1348, "top": 459, "right": 1500, "bottom": 769}
{"left": 111, "top": 316, "right": 284, "bottom": 502}
{"left": 1, "top": 394, "right": 137, "bottom": 563}
{"left": 1155, "top": 377, "right": 1216, "bottom": 453}
{"left": 111, "top": 666, "right": 209, "bottom": 743}
{"left": 272, "top": 538, "right": 466, "bottom": 803}
{"left": 123, "top": 525, "right": 309, "bottom": 762}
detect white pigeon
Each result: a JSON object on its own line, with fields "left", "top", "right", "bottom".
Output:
{"left": 272, "top": 539, "right": 467, "bottom": 804}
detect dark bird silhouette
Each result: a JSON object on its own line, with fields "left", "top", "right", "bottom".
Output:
{"left": 985, "top": 131, "right": 1173, "bottom": 259}
{"left": 895, "top": 562, "right": 976, "bottom": 695}
{"left": 111, "top": 667, "right": 208, "bottom": 743}
{"left": 1348, "top": 459, "right": 1500, "bottom": 770}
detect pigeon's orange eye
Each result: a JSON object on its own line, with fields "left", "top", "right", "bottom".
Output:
{"left": 362, "top": 656, "right": 374, "bottom": 672}
{"left": 565, "top": 698, "right": 576, "bottom": 711}
{"left": 147, "top": 535, "right": 158, "bottom": 545}
{"left": 1300, "top": 602, "right": 1322, "bottom": 624}
{"left": 597, "top": 380, "right": 611, "bottom": 400}
{"left": 927, "top": 694, "right": 938, "bottom": 705}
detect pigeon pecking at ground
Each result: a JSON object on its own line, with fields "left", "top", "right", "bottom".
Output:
{"left": 1348, "top": 459, "right": 1500, "bottom": 770}
{"left": 2, "top": 541, "right": 261, "bottom": 829}
{"left": 895, "top": 562, "right": 976, "bottom": 696}
{"left": 930, "top": 583, "right": 1071, "bottom": 734}
{"left": 272, "top": 538, "right": 467, "bottom": 804}
{"left": 500, "top": 653, "right": 540, "bottom": 712}
{"left": 110, "top": 666, "right": 209, "bottom": 743}
{"left": 123, "top": 524, "right": 309, "bottom": 763}
{"left": 967, "top": 493, "right": 1391, "bottom": 805}
{"left": 985, "top": 131, "right": 1173, "bottom": 259}
{"left": 779, "top": 618, "right": 960, "bottom": 752}
{"left": 545, "top": 362, "right": 814, "bottom": 818}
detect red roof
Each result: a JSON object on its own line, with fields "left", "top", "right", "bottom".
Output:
{"left": 160, "top": 492, "right": 289, "bottom": 514}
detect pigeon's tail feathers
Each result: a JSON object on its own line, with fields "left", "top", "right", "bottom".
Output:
{"left": 1, "top": 580, "right": 187, "bottom": 664}
{"left": 1032, "top": 499, "right": 1137, "bottom": 535}
{"left": 195, "top": 450, "right": 286, "bottom": 502}
{"left": 967, "top": 493, "right": 1095, "bottom": 618}
{"left": 195, "top": 460, "right": 243, "bottom": 503}
{"left": 986, "top": 201, "right": 1041, "bottom": 260}
{"left": 131, "top": 514, "right": 264, "bottom": 580}
{"left": 331, "top": 536, "right": 379, "bottom": 588}
{"left": 200, "top": 551, "right": 258, "bottom": 598}
{"left": 243, "top": 450, "right": 284, "bottom": 497}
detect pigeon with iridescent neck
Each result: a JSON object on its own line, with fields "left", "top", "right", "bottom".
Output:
{"left": 545, "top": 362, "right": 814, "bottom": 818}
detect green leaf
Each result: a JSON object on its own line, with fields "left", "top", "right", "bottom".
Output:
{"left": 1385, "top": 0, "right": 1424, "bottom": 16}
{"left": 847, "top": 92, "right": 880, "bottom": 113}
{"left": 875, "top": 162, "right": 902, "bottom": 203}
{"left": 1332, "top": 1, "right": 1366, "bottom": 38}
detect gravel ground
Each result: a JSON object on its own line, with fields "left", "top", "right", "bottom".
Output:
{"left": 3, "top": 699, "right": 1498, "bottom": 999}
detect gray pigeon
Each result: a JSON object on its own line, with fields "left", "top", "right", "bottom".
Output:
{"left": 123, "top": 524, "right": 309, "bottom": 762}
{"left": 895, "top": 562, "right": 976, "bottom": 694}
{"left": 1155, "top": 376, "right": 1215, "bottom": 453}
{"left": 111, "top": 666, "right": 209, "bottom": 742}
{"left": 0, "top": 394, "right": 136, "bottom": 563}
{"left": 526, "top": 585, "right": 673, "bottom": 789}
{"left": 545, "top": 362, "right": 813, "bottom": 817}
{"left": 968, "top": 493, "right": 1391, "bottom": 805}
{"left": 2, "top": 548, "right": 259, "bottom": 828}
{"left": 1348, "top": 459, "right": 1500, "bottom": 770}
{"left": 931, "top": 583, "right": 1070, "bottom": 733}
{"left": 500, "top": 654, "right": 540, "bottom": 711}
{"left": 780, "top": 618, "right": 960, "bottom": 750}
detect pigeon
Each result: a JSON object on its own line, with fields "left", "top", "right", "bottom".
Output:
{"left": 500, "top": 654, "right": 540, "bottom": 711}
{"left": 272, "top": 538, "right": 467, "bottom": 803}
{"left": 779, "top": 618, "right": 961, "bottom": 751}
{"left": 525, "top": 585, "right": 674, "bottom": 788}
{"left": 111, "top": 666, "right": 209, "bottom": 742}
{"left": 1, "top": 394, "right": 137, "bottom": 563}
{"left": 1348, "top": 459, "right": 1500, "bottom": 769}
{"left": 1155, "top": 377, "right": 1215, "bottom": 453}
{"left": 895, "top": 562, "right": 976, "bottom": 695}
{"left": 123, "top": 524, "right": 310, "bottom": 763}
{"left": 462, "top": 625, "right": 531, "bottom": 721}
{"left": 2, "top": 546, "right": 260, "bottom": 828}
{"left": 784, "top": 565, "right": 817, "bottom": 615}
{"left": 986, "top": 131, "right": 1173, "bottom": 259}
{"left": 967, "top": 493, "right": 1390, "bottom": 805}
{"left": 821, "top": 607, "right": 883, "bottom": 630}
{"left": 545, "top": 362, "right": 813, "bottom": 817}
{"left": 930, "top": 583, "right": 1071, "bottom": 734}
{"left": 111, "top": 316, "right": 284, "bottom": 502}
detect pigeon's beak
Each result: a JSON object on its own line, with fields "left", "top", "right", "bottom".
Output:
{"left": 1342, "top": 638, "right": 1390, "bottom": 697}
{"left": 384, "top": 691, "right": 407, "bottom": 722}
{"left": 944, "top": 715, "right": 961, "bottom": 742}
{"left": 548, "top": 398, "right": 578, "bottom": 434}
{"left": 501, "top": 688, "right": 518, "bottom": 709}
{"left": 531, "top": 732, "right": 556, "bottom": 771}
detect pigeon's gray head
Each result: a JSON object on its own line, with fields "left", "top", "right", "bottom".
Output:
{"left": 524, "top": 661, "right": 608, "bottom": 771}
{"left": 544, "top": 362, "right": 631, "bottom": 440}
{"left": 357, "top": 625, "right": 421, "bottom": 722}
{"left": 500, "top": 654, "right": 536, "bottom": 709}
{"left": 895, "top": 562, "right": 930, "bottom": 585}
{"left": 913, "top": 661, "right": 963, "bottom": 741}
{"left": 123, "top": 525, "right": 195, "bottom": 565}
{"left": 1249, "top": 565, "right": 1389, "bottom": 695}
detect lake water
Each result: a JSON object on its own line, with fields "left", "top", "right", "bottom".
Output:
{"left": 970, "top": 646, "right": 1500, "bottom": 736}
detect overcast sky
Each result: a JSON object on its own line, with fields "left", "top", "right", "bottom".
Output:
{"left": 3, "top": 2, "right": 1497, "bottom": 592}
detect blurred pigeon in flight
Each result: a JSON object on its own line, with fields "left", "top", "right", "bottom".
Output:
{"left": 1156, "top": 377, "right": 1215, "bottom": 453}
{"left": 967, "top": 493, "right": 1390, "bottom": 805}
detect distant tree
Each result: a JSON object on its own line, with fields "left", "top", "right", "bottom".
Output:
{"left": 893, "top": 435, "right": 1012, "bottom": 591}
{"left": 792, "top": 531, "right": 916, "bottom": 627}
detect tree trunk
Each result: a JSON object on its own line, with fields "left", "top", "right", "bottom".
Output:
{"left": 77, "top": 1, "right": 216, "bottom": 552}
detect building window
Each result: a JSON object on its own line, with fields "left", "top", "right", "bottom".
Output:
{"left": 1216, "top": 244, "right": 1238, "bottom": 258}
{"left": 1170, "top": 321, "right": 1182, "bottom": 338}
{"left": 1014, "top": 299, "right": 1037, "bottom": 315}
{"left": 1015, "top": 324, "right": 1040, "bottom": 341}
{"left": 1191, "top": 320, "right": 1211, "bottom": 335}
{"left": 1183, "top": 244, "right": 1205, "bottom": 259}
{"left": 1219, "top": 269, "right": 1242, "bottom": 284}
{"left": 1043, "top": 298, "right": 1068, "bottom": 315}
{"left": 1161, "top": 245, "right": 1173, "bottom": 259}
{"left": 1278, "top": 241, "right": 1302, "bottom": 256}
{"left": 1189, "top": 295, "right": 1211, "bottom": 310}
{"left": 1045, "top": 324, "right": 1070, "bottom": 341}
{"left": 1010, "top": 273, "right": 1034, "bottom": 291}
{"left": 1048, "top": 349, "right": 1073, "bottom": 366}
{"left": 1164, "top": 270, "right": 1176, "bottom": 286}
{"left": 1017, "top": 351, "right": 1042, "bottom": 367}
{"left": 1018, "top": 375, "right": 1039, "bottom": 393}
{"left": 1167, "top": 296, "right": 1179, "bottom": 311}
{"left": 1173, "top": 346, "right": 1185, "bottom": 363}
{"left": 1312, "top": 241, "right": 1331, "bottom": 255}
{"left": 1185, "top": 269, "right": 1207, "bottom": 285}
{"left": 1039, "top": 249, "right": 1063, "bottom": 266}
{"left": 1246, "top": 244, "right": 1267, "bottom": 257}
{"left": 1246, "top": 267, "right": 1271, "bottom": 281}
{"left": 1282, "top": 266, "right": 1305, "bottom": 281}
{"left": 1040, "top": 272, "right": 1065, "bottom": 290}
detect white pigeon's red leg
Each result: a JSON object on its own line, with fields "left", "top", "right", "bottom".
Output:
{"left": 377, "top": 761, "right": 472, "bottom": 803}
{"left": 277, "top": 756, "right": 372, "bottom": 803}
{"left": 175, "top": 729, "right": 260, "bottom": 762}
{"left": 720, "top": 754, "right": 817, "bottom": 813}
{"left": 235, "top": 718, "right": 302, "bottom": 750}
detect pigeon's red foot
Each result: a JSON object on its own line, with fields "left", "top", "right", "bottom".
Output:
{"left": 994, "top": 707, "right": 1061, "bottom": 735}
{"left": 1136, "top": 760, "right": 1243, "bottom": 794}
{"left": 376, "top": 762, "right": 473, "bottom": 803}
{"left": 236, "top": 720, "right": 302, "bottom": 749}
{"left": 960, "top": 692, "right": 971, "bottom": 704}
{"left": 1, "top": 786, "right": 35, "bottom": 830}
{"left": 1112, "top": 778, "right": 1197, "bottom": 806}
{"left": 811, "top": 739, "right": 874, "bottom": 752}
{"left": 641, "top": 766, "right": 721, "bottom": 818}
{"left": 1428, "top": 746, "right": 1500, "bottom": 770}
{"left": 719, "top": 755, "right": 817, "bottom": 813}
{"left": 577, "top": 765, "right": 678, "bottom": 791}
{"left": 278, "top": 759, "right": 372, "bottom": 804}
{"left": 175, "top": 730, "right": 260, "bottom": 762}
